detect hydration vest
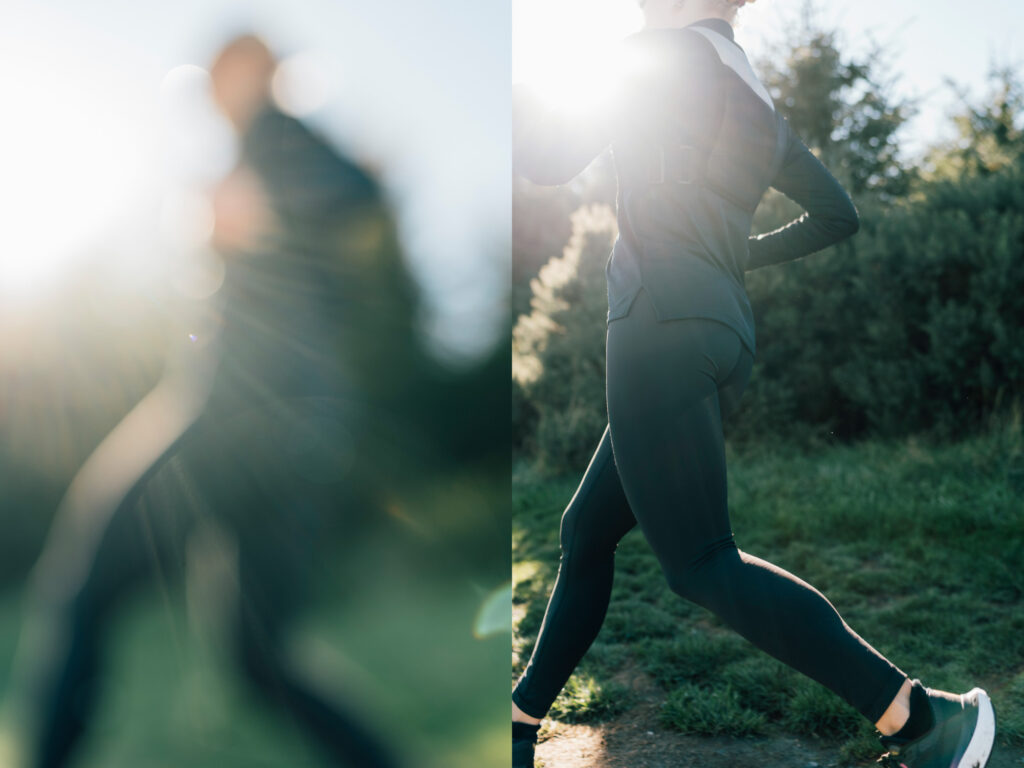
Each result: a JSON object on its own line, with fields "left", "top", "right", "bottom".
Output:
{"left": 614, "top": 22, "right": 788, "bottom": 219}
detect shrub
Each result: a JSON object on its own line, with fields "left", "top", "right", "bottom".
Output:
{"left": 512, "top": 205, "right": 617, "bottom": 472}
{"left": 744, "top": 167, "right": 1024, "bottom": 441}
{"left": 513, "top": 167, "right": 1024, "bottom": 471}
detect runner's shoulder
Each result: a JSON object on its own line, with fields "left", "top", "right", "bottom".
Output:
{"left": 619, "top": 27, "right": 723, "bottom": 72}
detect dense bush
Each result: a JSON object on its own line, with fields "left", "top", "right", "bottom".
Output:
{"left": 512, "top": 205, "right": 616, "bottom": 472}
{"left": 512, "top": 159, "right": 617, "bottom": 319}
{"left": 513, "top": 168, "right": 1024, "bottom": 472}
{"left": 744, "top": 166, "right": 1024, "bottom": 441}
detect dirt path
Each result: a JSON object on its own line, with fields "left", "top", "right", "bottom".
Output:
{"left": 536, "top": 714, "right": 1024, "bottom": 768}
{"left": 535, "top": 672, "right": 1024, "bottom": 768}
{"left": 536, "top": 702, "right": 836, "bottom": 768}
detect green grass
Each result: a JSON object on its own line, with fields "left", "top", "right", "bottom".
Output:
{"left": 546, "top": 674, "right": 631, "bottom": 724}
{"left": 661, "top": 684, "right": 768, "bottom": 736}
{"left": 513, "top": 426, "right": 1024, "bottom": 765}
{"left": 0, "top": 471, "right": 509, "bottom": 768}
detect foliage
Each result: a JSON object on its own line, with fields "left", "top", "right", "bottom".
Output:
{"left": 513, "top": 177, "right": 580, "bottom": 319}
{"left": 757, "top": 1, "right": 915, "bottom": 198}
{"left": 513, "top": 165, "right": 1024, "bottom": 470}
{"left": 514, "top": 124, "right": 1024, "bottom": 472}
{"left": 512, "top": 205, "right": 617, "bottom": 472}
{"left": 926, "top": 66, "right": 1024, "bottom": 180}
{"left": 743, "top": 166, "right": 1024, "bottom": 442}
{"left": 513, "top": 158, "right": 617, "bottom": 320}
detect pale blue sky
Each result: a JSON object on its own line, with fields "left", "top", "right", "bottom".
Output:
{"left": 514, "top": 0, "right": 1024, "bottom": 157}
{"left": 3, "top": 0, "right": 1022, "bottom": 361}
{"left": 0, "top": 0, "right": 509, "bottom": 362}
{"left": 743, "top": 0, "right": 1024, "bottom": 155}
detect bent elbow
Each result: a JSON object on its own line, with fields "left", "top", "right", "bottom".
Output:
{"left": 846, "top": 208, "right": 860, "bottom": 238}
{"left": 836, "top": 199, "right": 860, "bottom": 241}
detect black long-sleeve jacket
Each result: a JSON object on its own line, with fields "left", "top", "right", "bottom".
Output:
{"left": 213, "top": 105, "right": 409, "bottom": 408}
{"left": 514, "top": 18, "right": 859, "bottom": 354}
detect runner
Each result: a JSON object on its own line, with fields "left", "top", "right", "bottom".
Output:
{"left": 511, "top": 3, "right": 996, "bottom": 767}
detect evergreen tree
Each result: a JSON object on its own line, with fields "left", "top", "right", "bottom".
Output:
{"left": 757, "top": 1, "right": 914, "bottom": 199}
{"left": 513, "top": 205, "right": 616, "bottom": 471}
{"left": 926, "top": 66, "right": 1024, "bottom": 180}
{"left": 513, "top": 156, "right": 617, "bottom": 319}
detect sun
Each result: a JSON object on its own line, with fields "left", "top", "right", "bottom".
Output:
{"left": 0, "top": 26, "right": 151, "bottom": 302}
{"left": 513, "top": 0, "right": 644, "bottom": 113}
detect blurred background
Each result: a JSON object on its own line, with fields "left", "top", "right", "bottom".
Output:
{"left": 512, "top": 1, "right": 1024, "bottom": 765}
{"left": 0, "top": 1, "right": 510, "bottom": 767}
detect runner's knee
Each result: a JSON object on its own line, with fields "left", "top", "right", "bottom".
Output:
{"left": 557, "top": 501, "right": 617, "bottom": 567}
{"left": 662, "top": 542, "right": 741, "bottom": 606}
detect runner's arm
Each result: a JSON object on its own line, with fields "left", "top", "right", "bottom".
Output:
{"left": 746, "top": 131, "right": 859, "bottom": 271}
{"left": 513, "top": 85, "right": 612, "bottom": 186}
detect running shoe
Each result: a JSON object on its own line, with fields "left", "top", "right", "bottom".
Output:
{"left": 512, "top": 737, "right": 534, "bottom": 768}
{"left": 877, "top": 686, "right": 995, "bottom": 768}
{"left": 512, "top": 721, "right": 539, "bottom": 768}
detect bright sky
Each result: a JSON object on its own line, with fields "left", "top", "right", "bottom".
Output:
{"left": 0, "top": 0, "right": 509, "bottom": 363}
{"left": 3, "top": 0, "right": 1020, "bottom": 362}
{"left": 513, "top": 0, "right": 1024, "bottom": 156}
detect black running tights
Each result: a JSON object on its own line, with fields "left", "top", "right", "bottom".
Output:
{"left": 513, "top": 289, "right": 907, "bottom": 723}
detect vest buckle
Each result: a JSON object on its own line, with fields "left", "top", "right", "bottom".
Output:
{"left": 650, "top": 145, "right": 702, "bottom": 185}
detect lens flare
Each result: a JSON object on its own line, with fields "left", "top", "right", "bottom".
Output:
{"left": 513, "top": 0, "right": 643, "bottom": 114}
{"left": 272, "top": 51, "right": 334, "bottom": 117}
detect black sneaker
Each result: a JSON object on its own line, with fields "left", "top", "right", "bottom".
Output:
{"left": 878, "top": 686, "right": 995, "bottom": 768}
{"left": 512, "top": 737, "right": 535, "bottom": 768}
{"left": 512, "top": 721, "right": 539, "bottom": 768}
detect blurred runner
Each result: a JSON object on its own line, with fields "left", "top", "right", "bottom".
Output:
{"left": 15, "top": 34, "right": 406, "bottom": 768}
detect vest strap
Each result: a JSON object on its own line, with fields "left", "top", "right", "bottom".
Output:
{"left": 648, "top": 144, "right": 707, "bottom": 185}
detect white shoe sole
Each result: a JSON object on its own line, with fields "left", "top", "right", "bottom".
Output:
{"left": 957, "top": 688, "right": 995, "bottom": 768}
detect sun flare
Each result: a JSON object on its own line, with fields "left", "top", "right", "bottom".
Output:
{"left": 513, "top": 0, "right": 644, "bottom": 113}
{"left": 0, "top": 37, "right": 230, "bottom": 304}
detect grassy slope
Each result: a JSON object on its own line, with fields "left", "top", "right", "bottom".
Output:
{"left": 0, "top": 472, "right": 509, "bottom": 768}
{"left": 513, "top": 429, "right": 1024, "bottom": 764}
{"left": 0, "top": 561, "right": 506, "bottom": 768}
